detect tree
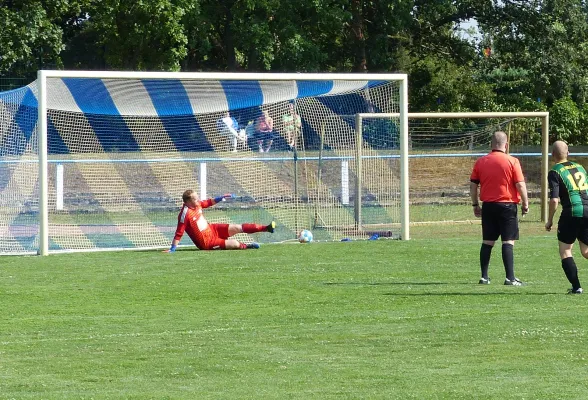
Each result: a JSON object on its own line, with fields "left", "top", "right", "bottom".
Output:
{"left": 0, "top": 1, "right": 66, "bottom": 80}
{"left": 350, "top": 0, "right": 366, "bottom": 72}
{"left": 409, "top": 54, "right": 496, "bottom": 112}
{"left": 63, "top": 0, "right": 192, "bottom": 71}
{"left": 269, "top": 0, "right": 353, "bottom": 72}
{"left": 478, "top": 0, "right": 588, "bottom": 106}
{"left": 182, "top": 0, "right": 237, "bottom": 71}
{"left": 550, "top": 95, "right": 581, "bottom": 143}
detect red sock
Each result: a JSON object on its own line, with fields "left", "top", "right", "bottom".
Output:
{"left": 242, "top": 223, "right": 264, "bottom": 233}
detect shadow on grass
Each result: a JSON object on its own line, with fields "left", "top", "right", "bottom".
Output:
{"left": 381, "top": 291, "right": 562, "bottom": 296}
{"left": 322, "top": 282, "right": 562, "bottom": 295}
{"left": 324, "top": 282, "right": 457, "bottom": 286}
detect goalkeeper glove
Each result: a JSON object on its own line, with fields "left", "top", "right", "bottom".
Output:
{"left": 168, "top": 244, "right": 177, "bottom": 252}
{"left": 214, "top": 193, "right": 235, "bottom": 203}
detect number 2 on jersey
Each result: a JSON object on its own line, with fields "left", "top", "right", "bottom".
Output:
{"left": 566, "top": 171, "right": 588, "bottom": 191}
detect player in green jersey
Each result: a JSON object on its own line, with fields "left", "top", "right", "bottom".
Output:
{"left": 545, "top": 140, "right": 588, "bottom": 294}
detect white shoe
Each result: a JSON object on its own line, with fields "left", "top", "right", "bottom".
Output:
{"left": 568, "top": 287, "right": 583, "bottom": 294}
{"left": 504, "top": 278, "right": 524, "bottom": 286}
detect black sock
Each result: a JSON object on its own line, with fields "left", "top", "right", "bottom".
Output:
{"left": 502, "top": 243, "right": 515, "bottom": 281}
{"left": 480, "top": 243, "right": 493, "bottom": 279}
{"left": 562, "top": 257, "right": 582, "bottom": 290}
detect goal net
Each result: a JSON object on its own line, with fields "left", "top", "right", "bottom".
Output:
{"left": 0, "top": 71, "right": 407, "bottom": 255}
{"left": 406, "top": 112, "right": 549, "bottom": 227}
{"left": 308, "top": 113, "right": 407, "bottom": 240}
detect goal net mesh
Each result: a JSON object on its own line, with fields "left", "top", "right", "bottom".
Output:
{"left": 407, "top": 116, "right": 544, "bottom": 225}
{"left": 0, "top": 76, "right": 402, "bottom": 254}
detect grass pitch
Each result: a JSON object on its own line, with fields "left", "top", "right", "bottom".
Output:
{"left": 1, "top": 223, "right": 587, "bottom": 399}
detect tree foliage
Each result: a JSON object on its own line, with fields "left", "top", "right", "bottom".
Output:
{"left": 2, "top": 0, "right": 588, "bottom": 142}
{"left": 0, "top": 1, "right": 66, "bottom": 76}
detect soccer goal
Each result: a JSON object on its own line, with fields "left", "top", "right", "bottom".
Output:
{"left": 0, "top": 70, "right": 408, "bottom": 255}
{"left": 405, "top": 112, "right": 549, "bottom": 226}
{"left": 311, "top": 112, "right": 408, "bottom": 241}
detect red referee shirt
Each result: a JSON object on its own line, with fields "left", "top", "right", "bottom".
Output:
{"left": 470, "top": 150, "right": 525, "bottom": 203}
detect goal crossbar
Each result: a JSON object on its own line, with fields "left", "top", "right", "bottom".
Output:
{"left": 407, "top": 112, "right": 549, "bottom": 222}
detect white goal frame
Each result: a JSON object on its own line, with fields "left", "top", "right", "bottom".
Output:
{"left": 407, "top": 111, "right": 550, "bottom": 222}
{"left": 356, "top": 113, "right": 409, "bottom": 240}
{"left": 36, "top": 70, "right": 409, "bottom": 255}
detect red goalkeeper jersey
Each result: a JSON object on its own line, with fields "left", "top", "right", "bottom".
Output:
{"left": 173, "top": 199, "right": 215, "bottom": 249}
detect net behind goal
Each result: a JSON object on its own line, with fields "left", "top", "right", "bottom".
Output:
{"left": 406, "top": 112, "right": 549, "bottom": 226}
{"left": 0, "top": 71, "right": 407, "bottom": 255}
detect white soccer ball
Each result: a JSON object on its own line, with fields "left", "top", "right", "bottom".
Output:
{"left": 298, "top": 229, "right": 313, "bottom": 243}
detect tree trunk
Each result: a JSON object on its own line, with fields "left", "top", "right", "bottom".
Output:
{"left": 224, "top": 5, "right": 238, "bottom": 71}
{"left": 351, "top": 0, "right": 367, "bottom": 72}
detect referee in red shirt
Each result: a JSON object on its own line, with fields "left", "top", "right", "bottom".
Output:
{"left": 470, "top": 131, "right": 529, "bottom": 286}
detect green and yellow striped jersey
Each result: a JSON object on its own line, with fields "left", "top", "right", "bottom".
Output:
{"left": 548, "top": 161, "right": 588, "bottom": 217}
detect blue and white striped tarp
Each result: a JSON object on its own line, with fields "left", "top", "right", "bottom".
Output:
{"left": 0, "top": 78, "right": 391, "bottom": 157}
{"left": 2, "top": 78, "right": 386, "bottom": 116}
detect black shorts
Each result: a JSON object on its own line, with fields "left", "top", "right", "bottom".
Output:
{"left": 481, "top": 202, "right": 519, "bottom": 241}
{"left": 557, "top": 215, "right": 588, "bottom": 245}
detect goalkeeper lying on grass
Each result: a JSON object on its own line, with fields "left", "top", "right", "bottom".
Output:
{"left": 164, "top": 189, "right": 275, "bottom": 252}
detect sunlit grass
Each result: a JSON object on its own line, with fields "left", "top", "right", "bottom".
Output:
{"left": 1, "top": 227, "right": 586, "bottom": 399}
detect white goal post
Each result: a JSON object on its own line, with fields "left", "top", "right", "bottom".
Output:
{"left": 355, "top": 112, "right": 409, "bottom": 241}
{"left": 27, "top": 70, "right": 409, "bottom": 255}
{"left": 406, "top": 111, "right": 549, "bottom": 224}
